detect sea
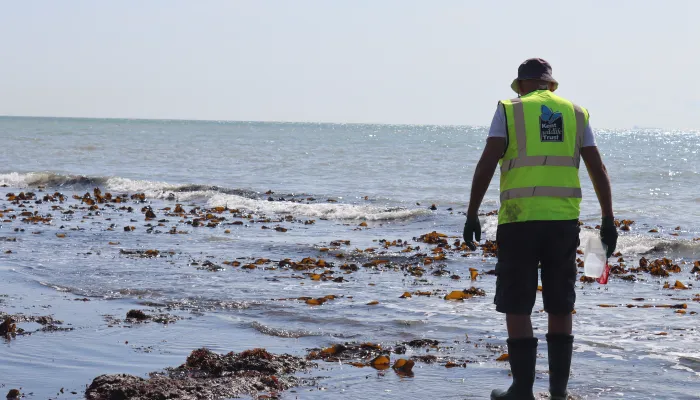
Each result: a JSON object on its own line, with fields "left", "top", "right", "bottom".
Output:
{"left": 0, "top": 116, "right": 698, "bottom": 399}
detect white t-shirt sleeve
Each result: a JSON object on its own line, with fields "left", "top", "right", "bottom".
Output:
{"left": 582, "top": 120, "right": 596, "bottom": 147}
{"left": 487, "top": 102, "right": 597, "bottom": 147}
{"left": 487, "top": 103, "right": 507, "bottom": 139}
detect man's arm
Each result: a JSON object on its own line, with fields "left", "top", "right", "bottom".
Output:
{"left": 467, "top": 137, "right": 507, "bottom": 217}
{"left": 581, "top": 146, "right": 613, "bottom": 218}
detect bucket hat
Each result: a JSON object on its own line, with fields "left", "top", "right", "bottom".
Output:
{"left": 511, "top": 58, "right": 558, "bottom": 93}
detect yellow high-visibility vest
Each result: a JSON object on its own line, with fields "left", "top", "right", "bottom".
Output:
{"left": 498, "top": 90, "right": 589, "bottom": 225}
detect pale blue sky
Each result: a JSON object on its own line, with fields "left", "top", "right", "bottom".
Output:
{"left": 1, "top": 1, "right": 698, "bottom": 129}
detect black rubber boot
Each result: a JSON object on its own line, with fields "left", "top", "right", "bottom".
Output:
{"left": 546, "top": 333, "right": 574, "bottom": 400}
{"left": 490, "top": 337, "right": 538, "bottom": 400}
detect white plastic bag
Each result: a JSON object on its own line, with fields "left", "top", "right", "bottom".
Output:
{"left": 583, "top": 236, "right": 607, "bottom": 278}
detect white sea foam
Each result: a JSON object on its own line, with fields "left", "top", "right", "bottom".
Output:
{"left": 0, "top": 172, "right": 429, "bottom": 221}
{"left": 104, "top": 177, "right": 259, "bottom": 201}
{"left": 105, "top": 176, "right": 172, "bottom": 194}
{"left": 207, "top": 193, "right": 431, "bottom": 220}
{"left": 579, "top": 228, "right": 700, "bottom": 257}
{"left": 582, "top": 229, "right": 660, "bottom": 255}
{"left": 0, "top": 172, "right": 30, "bottom": 187}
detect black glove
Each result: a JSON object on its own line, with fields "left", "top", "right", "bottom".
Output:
{"left": 462, "top": 216, "right": 481, "bottom": 251}
{"left": 600, "top": 216, "right": 618, "bottom": 258}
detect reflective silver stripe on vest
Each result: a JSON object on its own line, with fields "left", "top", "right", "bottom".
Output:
{"left": 501, "top": 155, "right": 577, "bottom": 171}
{"left": 511, "top": 99, "right": 527, "bottom": 157}
{"left": 573, "top": 105, "right": 586, "bottom": 168}
{"left": 501, "top": 100, "right": 586, "bottom": 173}
{"left": 500, "top": 186, "right": 582, "bottom": 202}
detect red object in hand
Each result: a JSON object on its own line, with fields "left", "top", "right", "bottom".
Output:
{"left": 597, "top": 261, "right": 610, "bottom": 284}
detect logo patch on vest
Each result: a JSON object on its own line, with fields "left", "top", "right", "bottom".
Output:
{"left": 539, "top": 105, "right": 563, "bottom": 142}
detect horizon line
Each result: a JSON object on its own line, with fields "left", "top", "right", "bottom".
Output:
{"left": 0, "top": 113, "right": 682, "bottom": 132}
{"left": 0, "top": 113, "right": 489, "bottom": 128}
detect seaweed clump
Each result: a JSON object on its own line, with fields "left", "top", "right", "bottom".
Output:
{"left": 85, "top": 348, "right": 314, "bottom": 399}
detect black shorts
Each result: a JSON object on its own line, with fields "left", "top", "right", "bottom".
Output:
{"left": 494, "top": 220, "right": 580, "bottom": 315}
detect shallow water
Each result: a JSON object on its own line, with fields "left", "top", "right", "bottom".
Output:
{"left": 0, "top": 117, "right": 699, "bottom": 399}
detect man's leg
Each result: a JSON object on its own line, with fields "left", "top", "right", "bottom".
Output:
{"left": 491, "top": 222, "right": 539, "bottom": 400}
{"left": 506, "top": 314, "right": 534, "bottom": 338}
{"left": 548, "top": 313, "right": 572, "bottom": 335}
{"left": 541, "top": 220, "right": 579, "bottom": 400}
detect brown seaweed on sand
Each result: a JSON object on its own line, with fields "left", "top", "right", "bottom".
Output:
{"left": 126, "top": 309, "right": 150, "bottom": 321}
{"left": 85, "top": 348, "right": 314, "bottom": 400}
{"left": 0, "top": 317, "right": 17, "bottom": 337}
{"left": 443, "top": 287, "right": 486, "bottom": 301}
{"left": 307, "top": 342, "right": 387, "bottom": 364}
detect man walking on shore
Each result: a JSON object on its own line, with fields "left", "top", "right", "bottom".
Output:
{"left": 462, "top": 58, "right": 618, "bottom": 399}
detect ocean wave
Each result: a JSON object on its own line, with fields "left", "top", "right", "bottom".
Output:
{"left": 637, "top": 239, "right": 700, "bottom": 258}
{"left": 1, "top": 171, "right": 432, "bottom": 221}
{"left": 0, "top": 172, "right": 108, "bottom": 188}
{"left": 250, "top": 321, "right": 318, "bottom": 338}
{"left": 207, "top": 193, "right": 431, "bottom": 220}
{"left": 38, "top": 281, "right": 164, "bottom": 299}
{"left": 105, "top": 177, "right": 258, "bottom": 199}
{"left": 579, "top": 229, "right": 700, "bottom": 258}
{"left": 0, "top": 172, "right": 258, "bottom": 199}
{"left": 38, "top": 281, "right": 76, "bottom": 293}
{"left": 110, "top": 178, "right": 428, "bottom": 221}
{"left": 37, "top": 281, "right": 258, "bottom": 311}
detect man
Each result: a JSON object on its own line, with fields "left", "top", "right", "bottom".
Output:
{"left": 462, "top": 58, "right": 618, "bottom": 400}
